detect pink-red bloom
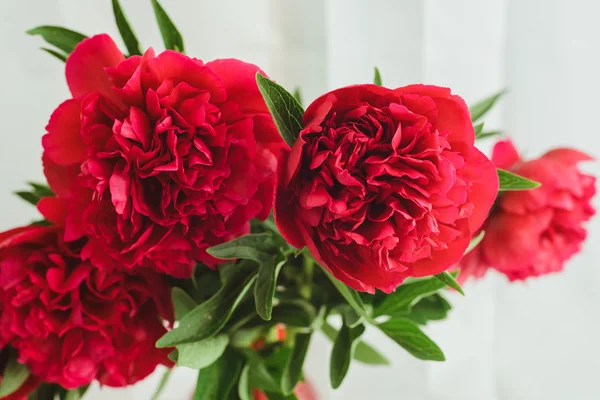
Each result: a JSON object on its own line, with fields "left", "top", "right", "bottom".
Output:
{"left": 460, "top": 139, "right": 596, "bottom": 281}
{"left": 0, "top": 224, "right": 173, "bottom": 389}
{"left": 42, "top": 34, "right": 285, "bottom": 277}
{"left": 275, "top": 84, "right": 498, "bottom": 293}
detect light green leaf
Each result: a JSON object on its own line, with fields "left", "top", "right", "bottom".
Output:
{"left": 405, "top": 293, "right": 452, "bottom": 325}
{"left": 435, "top": 271, "right": 464, "bottom": 295}
{"left": 330, "top": 323, "right": 365, "bottom": 388}
{"left": 474, "top": 122, "right": 484, "bottom": 137}
{"left": 339, "top": 305, "right": 363, "bottom": 329}
{"left": 378, "top": 318, "right": 445, "bottom": 361}
{"left": 281, "top": 332, "right": 312, "bottom": 394}
{"left": 238, "top": 364, "right": 251, "bottom": 400}
{"left": 65, "top": 385, "right": 89, "bottom": 400}
{"left": 156, "top": 262, "right": 257, "bottom": 347}
{"left": 255, "top": 257, "right": 286, "bottom": 320}
{"left": 465, "top": 230, "right": 485, "bottom": 254}
{"left": 321, "top": 266, "right": 367, "bottom": 319}
{"left": 292, "top": 87, "right": 303, "bottom": 106}
{"left": 177, "top": 335, "right": 229, "bottom": 369}
{"left": 322, "top": 322, "right": 389, "bottom": 365}
{"left": 112, "top": 0, "right": 142, "bottom": 56}
{"left": 40, "top": 47, "right": 67, "bottom": 62}
{"left": 242, "top": 351, "right": 280, "bottom": 393}
{"left": 477, "top": 130, "right": 503, "bottom": 140}
{"left": 207, "top": 232, "right": 272, "bottom": 263}
{"left": 27, "top": 26, "right": 87, "bottom": 54}
{"left": 193, "top": 349, "right": 243, "bottom": 400}
{"left": 373, "top": 67, "right": 382, "bottom": 86}
{"left": 151, "top": 0, "right": 185, "bottom": 52}
{"left": 151, "top": 368, "right": 172, "bottom": 400}
{"left": 469, "top": 89, "right": 507, "bottom": 122}
{"left": 0, "top": 356, "right": 30, "bottom": 397}
{"left": 256, "top": 73, "right": 304, "bottom": 148}
{"left": 498, "top": 168, "right": 541, "bottom": 191}
{"left": 171, "top": 287, "right": 198, "bottom": 320}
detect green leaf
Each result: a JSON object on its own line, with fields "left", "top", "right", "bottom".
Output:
{"left": 14, "top": 191, "right": 39, "bottom": 206}
{"left": 255, "top": 257, "right": 286, "bottom": 320}
{"left": 281, "top": 332, "right": 312, "bottom": 394}
{"left": 238, "top": 364, "right": 251, "bottom": 400}
{"left": 406, "top": 294, "right": 452, "bottom": 325}
{"left": 378, "top": 318, "right": 445, "bottom": 361}
{"left": 40, "top": 47, "right": 67, "bottom": 62}
{"left": 469, "top": 89, "right": 506, "bottom": 122}
{"left": 373, "top": 67, "right": 382, "bottom": 86}
{"left": 321, "top": 322, "right": 389, "bottom": 365}
{"left": 151, "top": 0, "right": 185, "bottom": 52}
{"left": 321, "top": 266, "right": 367, "bottom": 319}
{"left": 473, "top": 122, "right": 484, "bottom": 137}
{"left": 177, "top": 334, "right": 229, "bottom": 369}
{"left": 477, "top": 130, "right": 503, "bottom": 140}
{"left": 171, "top": 287, "right": 198, "bottom": 320}
{"left": 271, "top": 300, "right": 316, "bottom": 328}
{"left": 338, "top": 305, "right": 363, "bottom": 328}
{"left": 193, "top": 348, "right": 244, "bottom": 400}
{"left": 27, "top": 26, "right": 87, "bottom": 54}
{"left": 151, "top": 368, "right": 172, "bottom": 400}
{"left": 292, "top": 87, "right": 303, "bottom": 106}
{"left": 465, "top": 230, "right": 485, "bottom": 254}
{"left": 498, "top": 168, "right": 541, "bottom": 191}
{"left": 373, "top": 274, "right": 454, "bottom": 317}
{"left": 28, "top": 182, "right": 53, "bottom": 197}
{"left": 330, "top": 323, "right": 365, "bottom": 388}
{"left": 207, "top": 232, "right": 272, "bottom": 263}
{"left": 435, "top": 271, "right": 464, "bottom": 295}
{"left": 242, "top": 351, "right": 279, "bottom": 393}
{"left": 256, "top": 73, "right": 305, "bottom": 148}
{"left": 64, "top": 386, "right": 89, "bottom": 400}
{"left": 156, "top": 261, "right": 258, "bottom": 347}
{"left": 112, "top": 0, "right": 142, "bottom": 56}
{"left": 0, "top": 356, "right": 30, "bottom": 397}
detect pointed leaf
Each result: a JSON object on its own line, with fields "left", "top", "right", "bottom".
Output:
{"left": 378, "top": 318, "right": 445, "bottom": 361}
{"left": 373, "top": 67, "right": 382, "bottom": 86}
{"left": 41, "top": 47, "right": 67, "bottom": 62}
{"left": 477, "top": 130, "right": 503, "bottom": 140}
{"left": 156, "top": 262, "right": 257, "bottom": 347}
{"left": 255, "top": 257, "right": 286, "bottom": 320}
{"left": 435, "top": 271, "right": 464, "bottom": 295}
{"left": 207, "top": 232, "right": 272, "bottom": 263}
{"left": 281, "top": 332, "right": 312, "bottom": 394}
{"left": 321, "top": 322, "right": 389, "bottom": 365}
{"left": 27, "top": 26, "right": 87, "bottom": 54}
{"left": 469, "top": 89, "right": 507, "bottom": 122}
{"left": 498, "top": 168, "right": 541, "bottom": 191}
{"left": 238, "top": 364, "right": 251, "bottom": 400}
{"left": 177, "top": 335, "right": 230, "bottom": 370}
{"left": 151, "top": 368, "right": 172, "bottom": 400}
{"left": 151, "top": 0, "right": 185, "bottom": 52}
{"left": 65, "top": 386, "right": 89, "bottom": 400}
{"left": 14, "top": 191, "right": 39, "bottom": 206}
{"left": 405, "top": 293, "right": 452, "bottom": 325}
{"left": 0, "top": 356, "right": 30, "bottom": 397}
{"left": 474, "top": 122, "right": 484, "bottom": 137}
{"left": 292, "top": 87, "right": 303, "bottom": 106}
{"left": 28, "top": 182, "right": 53, "bottom": 198}
{"left": 321, "top": 266, "right": 367, "bottom": 318}
{"left": 112, "top": 0, "right": 142, "bottom": 56}
{"left": 330, "top": 323, "right": 365, "bottom": 388}
{"left": 242, "top": 351, "right": 280, "bottom": 393}
{"left": 193, "top": 348, "right": 244, "bottom": 400}
{"left": 256, "top": 73, "right": 304, "bottom": 148}
{"left": 171, "top": 287, "right": 198, "bottom": 320}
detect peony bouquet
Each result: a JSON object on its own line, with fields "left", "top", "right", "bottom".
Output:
{"left": 0, "top": 1, "right": 594, "bottom": 399}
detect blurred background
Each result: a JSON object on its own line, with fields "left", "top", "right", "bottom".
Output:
{"left": 1, "top": 0, "right": 599, "bottom": 399}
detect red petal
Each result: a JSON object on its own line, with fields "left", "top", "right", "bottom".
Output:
{"left": 42, "top": 99, "right": 85, "bottom": 166}
{"left": 465, "top": 148, "right": 500, "bottom": 232}
{"left": 412, "top": 221, "right": 471, "bottom": 277}
{"left": 542, "top": 148, "right": 594, "bottom": 166}
{"left": 66, "top": 34, "right": 125, "bottom": 103}
{"left": 491, "top": 139, "right": 521, "bottom": 169}
{"left": 37, "top": 197, "right": 69, "bottom": 226}
{"left": 43, "top": 155, "right": 80, "bottom": 199}
{"left": 274, "top": 150, "right": 305, "bottom": 249}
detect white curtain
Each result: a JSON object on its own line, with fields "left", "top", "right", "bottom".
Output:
{"left": 1, "top": 1, "right": 599, "bottom": 399}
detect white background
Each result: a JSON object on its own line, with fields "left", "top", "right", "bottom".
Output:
{"left": 1, "top": 0, "right": 599, "bottom": 399}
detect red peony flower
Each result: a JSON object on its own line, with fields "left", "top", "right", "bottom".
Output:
{"left": 0, "top": 224, "right": 173, "bottom": 389}
{"left": 42, "top": 34, "right": 285, "bottom": 277}
{"left": 275, "top": 84, "right": 498, "bottom": 293}
{"left": 459, "top": 139, "right": 596, "bottom": 281}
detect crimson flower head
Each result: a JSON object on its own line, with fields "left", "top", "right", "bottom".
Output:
{"left": 42, "top": 34, "right": 285, "bottom": 277}
{"left": 275, "top": 84, "right": 499, "bottom": 293}
{"left": 460, "top": 139, "right": 596, "bottom": 281}
{"left": 0, "top": 224, "right": 173, "bottom": 389}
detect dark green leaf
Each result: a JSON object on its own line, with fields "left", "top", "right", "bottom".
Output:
{"left": 64, "top": 386, "right": 89, "bottom": 400}
{"left": 177, "top": 335, "right": 229, "bottom": 369}
{"left": 498, "top": 168, "right": 541, "bottom": 191}
{"left": 321, "top": 322, "right": 388, "bottom": 365}
{"left": 281, "top": 332, "right": 312, "bottom": 394}
{"left": 193, "top": 348, "right": 243, "bottom": 400}
{"left": 207, "top": 233, "right": 272, "bottom": 263}
{"left": 435, "top": 271, "right": 464, "bottom": 295}
{"left": 378, "top": 318, "right": 445, "bottom": 361}
{"left": 373, "top": 67, "right": 382, "bottom": 86}
{"left": 292, "top": 87, "right": 303, "bottom": 106}
{"left": 271, "top": 301, "right": 316, "bottom": 328}
{"left": 172, "top": 287, "right": 198, "bottom": 320}
{"left": 330, "top": 323, "right": 365, "bottom": 388}
{"left": 151, "top": 0, "right": 185, "bottom": 52}
{"left": 0, "top": 356, "right": 30, "bottom": 397}
{"left": 14, "top": 191, "right": 39, "bottom": 206}
{"left": 477, "top": 130, "right": 503, "bottom": 140}
{"left": 256, "top": 73, "right": 304, "bottom": 148}
{"left": 151, "top": 368, "right": 172, "bottom": 400}
{"left": 469, "top": 89, "right": 507, "bottom": 122}
{"left": 112, "top": 0, "right": 142, "bottom": 56}
{"left": 255, "top": 257, "right": 286, "bottom": 320}
{"left": 339, "top": 305, "right": 363, "bottom": 328}
{"left": 156, "top": 262, "right": 257, "bottom": 347}
{"left": 321, "top": 266, "right": 367, "bottom": 318}
{"left": 168, "top": 349, "right": 178, "bottom": 363}
{"left": 242, "top": 351, "right": 279, "bottom": 393}
{"left": 373, "top": 274, "right": 455, "bottom": 317}
{"left": 28, "top": 182, "right": 53, "bottom": 197}
{"left": 406, "top": 294, "right": 452, "bottom": 325}
{"left": 238, "top": 364, "right": 251, "bottom": 400}
{"left": 40, "top": 47, "right": 67, "bottom": 62}
{"left": 473, "top": 122, "right": 484, "bottom": 137}
{"left": 27, "top": 26, "right": 87, "bottom": 54}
